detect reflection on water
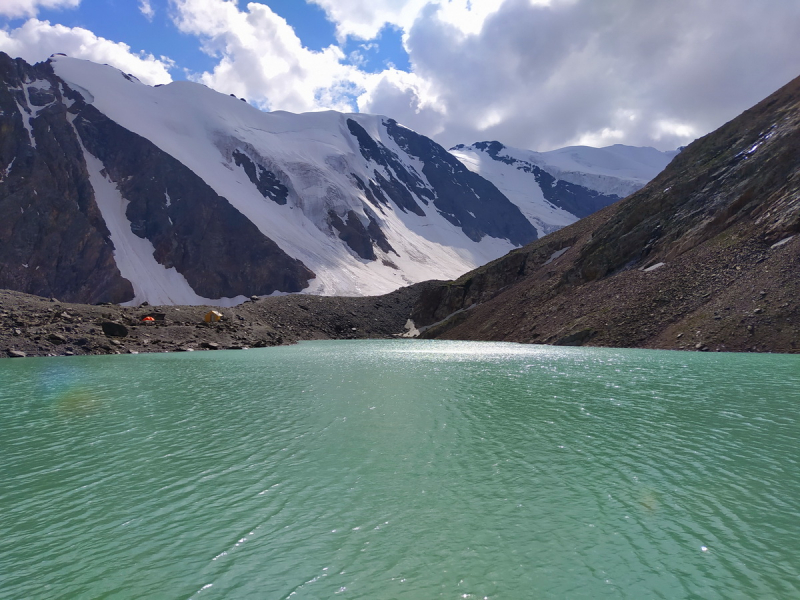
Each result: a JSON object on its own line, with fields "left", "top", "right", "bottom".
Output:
{"left": 55, "top": 387, "right": 104, "bottom": 414}
{"left": 0, "top": 340, "right": 798, "bottom": 599}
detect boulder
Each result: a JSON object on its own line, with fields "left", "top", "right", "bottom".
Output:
{"left": 101, "top": 322, "right": 129, "bottom": 337}
{"left": 555, "top": 329, "right": 595, "bottom": 346}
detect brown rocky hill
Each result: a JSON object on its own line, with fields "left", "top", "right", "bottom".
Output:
{"left": 412, "top": 73, "right": 800, "bottom": 353}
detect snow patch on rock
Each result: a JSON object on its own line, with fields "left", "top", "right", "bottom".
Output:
{"left": 51, "top": 56, "right": 521, "bottom": 298}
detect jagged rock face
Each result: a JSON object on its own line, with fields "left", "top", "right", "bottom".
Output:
{"left": 382, "top": 121, "right": 538, "bottom": 246}
{"left": 1, "top": 53, "right": 550, "bottom": 302}
{"left": 0, "top": 54, "right": 133, "bottom": 304}
{"left": 0, "top": 52, "right": 316, "bottom": 304}
{"left": 450, "top": 140, "right": 677, "bottom": 237}
{"left": 347, "top": 118, "right": 538, "bottom": 245}
{"left": 71, "top": 104, "right": 314, "bottom": 298}
{"left": 329, "top": 209, "right": 396, "bottom": 261}
{"left": 232, "top": 150, "right": 289, "bottom": 205}
{"left": 413, "top": 74, "right": 800, "bottom": 353}
{"left": 346, "top": 118, "right": 430, "bottom": 217}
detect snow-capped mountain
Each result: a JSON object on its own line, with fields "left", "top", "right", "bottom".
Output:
{"left": 0, "top": 53, "right": 676, "bottom": 307}
{"left": 450, "top": 141, "right": 679, "bottom": 236}
{"left": 0, "top": 53, "right": 536, "bottom": 305}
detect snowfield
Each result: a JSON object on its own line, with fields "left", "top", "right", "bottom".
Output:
{"left": 49, "top": 57, "right": 675, "bottom": 305}
{"left": 53, "top": 57, "right": 518, "bottom": 302}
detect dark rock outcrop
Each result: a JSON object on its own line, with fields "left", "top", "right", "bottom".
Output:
{"left": 101, "top": 321, "right": 128, "bottom": 337}
{"left": 71, "top": 102, "right": 314, "bottom": 298}
{"left": 232, "top": 149, "right": 289, "bottom": 205}
{"left": 383, "top": 120, "right": 538, "bottom": 246}
{"left": 347, "top": 118, "right": 429, "bottom": 216}
{"left": 329, "top": 209, "right": 396, "bottom": 261}
{"left": 347, "top": 118, "right": 538, "bottom": 247}
{"left": 0, "top": 53, "right": 133, "bottom": 304}
{"left": 0, "top": 52, "right": 315, "bottom": 303}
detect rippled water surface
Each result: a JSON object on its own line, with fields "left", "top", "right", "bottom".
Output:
{"left": 1, "top": 340, "right": 799, "bottom": 599}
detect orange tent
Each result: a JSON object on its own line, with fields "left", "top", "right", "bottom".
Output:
{"left": 204, "top": 310, "right": 223, "bottom": 323}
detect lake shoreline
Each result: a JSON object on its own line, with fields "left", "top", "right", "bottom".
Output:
{"left": 3, "top": 283, "right": 797, "bottom": 358}
{"left": 0, "top": 284, "right": 437, "bottom": 359}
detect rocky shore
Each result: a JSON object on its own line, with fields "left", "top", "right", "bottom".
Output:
{"left": 0, "top": 282, "right": 440, "bottom": 358}
{"left": 413, "top": 220, "right": 799, "bottom": 353}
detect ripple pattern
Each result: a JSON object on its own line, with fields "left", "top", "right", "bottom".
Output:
{"left": 1, "top": 341, "right": 798, "bottom": 599}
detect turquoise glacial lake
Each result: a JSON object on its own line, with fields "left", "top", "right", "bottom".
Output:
{"left": 1, "top": 340, "right": 799, "bottom": 599}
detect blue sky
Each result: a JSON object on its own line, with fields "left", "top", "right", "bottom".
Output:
{"left": 1, "top": 0, "right": 410, "bottom": 75}
{"left": 2, "top": 1, "right": 799, "bottom": 151}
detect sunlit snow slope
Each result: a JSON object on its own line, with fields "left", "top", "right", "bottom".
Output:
{"left": 2, "top": 53, "right": 677, "bottom": 306}
{"left": 49, "top": 57, "right": 534, "bottom": 302}
{"left": 451, "top": 141, "right": 679, "bottom": 236}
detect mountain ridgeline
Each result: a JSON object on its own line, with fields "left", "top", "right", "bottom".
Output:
{"left": 413, "top": 73, "right": 800, "bottom": 352}
{"left": 450, "top": 140, "right": 677, "bottom": 236}
{"left": 0, "top": 53, "right": 541, "bottom": 305}
{"left": 0, "top": 53, "right": 677, "bottom": 306}
{"left": 459, "top": 140, "right": 622, "bottom": 218}
{"left": 1, "top": 53, "right": 797, "bottom": 355}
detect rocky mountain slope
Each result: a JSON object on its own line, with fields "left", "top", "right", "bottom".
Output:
{"left": 412, "top": 73, "right": 800, "bottom": 353}
{"left": 450, "top": 141, "right": 678, "bottom": 236}
{"left": 0, "top": 52, "right": 536, "bottom": 305}
{"left": 1, "top": 53, "right": 677, "bottom": 307}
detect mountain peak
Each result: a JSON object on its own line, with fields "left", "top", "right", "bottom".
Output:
{"left": 0, "top": 53, "right": 540, "bottom": 304}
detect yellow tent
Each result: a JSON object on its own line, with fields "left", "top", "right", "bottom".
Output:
{"left": 204, "top": 310, "right": 223, "bottom": 323}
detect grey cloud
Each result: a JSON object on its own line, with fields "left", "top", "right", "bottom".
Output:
{"left": 364, "top": 0, "right": 800, "bottom": 150}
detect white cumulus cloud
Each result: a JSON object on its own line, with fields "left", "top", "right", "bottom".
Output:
{"left": 0, "top": 0, "right": 80, "bottom": 19}
{"left": 357, "top": 0, "right": 800, "bottom": 150}
{"left": 0, "top": 19, "right": 173, "bottom": 85}
{"left": 190, "top": 0, "right": 800, "bottom": 152}
{"left": 170, "top": 0, "right": 367, "bottom": 112}
{"left": 3, "top": 0, "right": 800, "bottom": 154}
{"left": 307, "top": 0, "right": 504, "bottom": 41}
{"left": 139, "top": 0, "right": 155, "bottom": 21}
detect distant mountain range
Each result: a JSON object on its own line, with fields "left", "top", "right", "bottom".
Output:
{"left": 412, "top": 72, "right": 800, "bottom": 353}
{"left": 0, "top": 52, "right": 674, "bottom": 305}
{"left": 451, "top": 141, "right": 677, "bottom": 236}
